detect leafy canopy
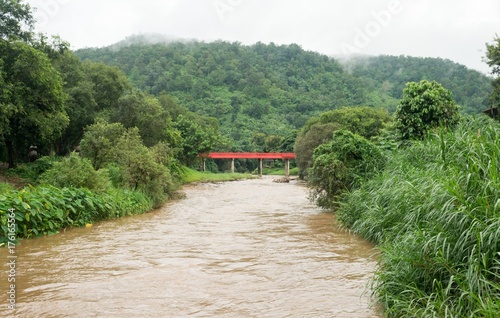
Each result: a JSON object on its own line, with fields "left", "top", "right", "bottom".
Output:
{"left": 0, "top": 40, "right": 68, "bottom": 167}
{"left": 394, "top": 80, "right": 460, "bottom": 140}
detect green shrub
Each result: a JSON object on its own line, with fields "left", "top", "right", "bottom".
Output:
{"left": 111, "top": 128, "right": 174, "bottom": 207}
{"left": 0, "top": 183, "right": 14, "bottom": 192}
{"left": 308, "top": 130, "right": 386, "bottom": 208}
{"left": 105, "top": 162, "right": 124, "bottom": 188}
{"left": 7, "top": 156, "right": 59, "bottom": 183}
{"left": 39, "top": 152, "right": 111, "bottom": 192}
{"left": 80, "top": 120, "right": 126, "bottom": 169}
{"left": 294, "top": 106, "right": 391, "bottom": 178}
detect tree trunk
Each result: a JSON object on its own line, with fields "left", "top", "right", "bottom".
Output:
{"left": 6, "top": 139, "right": 16, "bottom": 169}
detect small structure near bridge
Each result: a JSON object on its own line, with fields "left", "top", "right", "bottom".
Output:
{"left": 200, "top": 152, "right": 296, "bottom": 177}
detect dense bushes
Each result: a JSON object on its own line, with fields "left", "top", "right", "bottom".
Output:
{"left": 337, "top": 117, "right": 500, "bottom": 316}
{"left": 294, "top": 107, "right": 391, "bottom": 177}
{"left": 0, "top": 185, "right": 152, "bottom": 244}
{"left": 308, "top": 130, "right": 386, "bottom": 208}
{"left": 80, "top": 121, "right": 178, "bottom": 207}
{"left": 39, "top": 152, "right": 111, "bottom": 192}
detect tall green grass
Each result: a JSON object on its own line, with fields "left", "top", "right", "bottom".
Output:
{"left": 179, "top": 167, "right": 253, "bottom": 183}
{"left": 261, "top": 167, "right": 299, "bottom": 176}
{"left": 337, "top": 117, "right": 500, "bottom": 317}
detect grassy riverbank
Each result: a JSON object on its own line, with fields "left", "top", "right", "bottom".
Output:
{"left": 179, "top": 167, "right": 254, "bottom": 183}
{"left": 261, "top": 167, "right": 299, "bottom": 176}
{"left": 0, "top": 163, "right": 253, "bottom": 244}
{"left": 335, "top": 117, "right": 500, "bottom": 317}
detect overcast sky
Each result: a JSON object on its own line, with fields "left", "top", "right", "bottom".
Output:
{"left": 26, "top": 0, "right": 499, "bottom": 74}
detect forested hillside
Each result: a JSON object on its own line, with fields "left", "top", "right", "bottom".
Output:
{"left": 76, "top": 36, "right": 492, "bottom": 150}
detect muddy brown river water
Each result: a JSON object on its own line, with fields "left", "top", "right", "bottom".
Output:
{"left": 1, "top": 176, "right": 379, "bottom": 317}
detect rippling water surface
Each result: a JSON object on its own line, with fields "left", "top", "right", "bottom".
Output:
{"left": 1, "top": 177, "right": 379, "bottom": 317}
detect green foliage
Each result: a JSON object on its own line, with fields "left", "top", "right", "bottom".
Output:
{"left": 7, "top": 155, "right": 58, "bottom": 183}
{"left": 294, "top": 107, "right": 391, "bottom": 177}
{"left": 39, "top": 152, "right": 110, "bottom": 192}
{"left": 261, "top": 167, "right": 299, "bottom": 176}
{"left": 0, "top": 0, "right": 34, "bottom": 41}
{"left": 80, "top": 120, "right": 126, "bottom": 169}
{"left": 485, "top": 35, "right": 500, "bottom": 76}
{"left": 0, "top": 39, "right": 68, "bottom": 167}
{"left": 337, "top": 117, "right": 500, "bottom": 316}
{"left": 295, "top": 122, "right": 340, "bottom": 178}
{"left": 81, "top": 60, "right": 131, "bottom": 111}
{"left": 111, "top": 127, "right": 174, "bottom": 207}
{"left": 308, "top": 130, "right": 386, "bottom": 208}
{"left": 112, "top": 90, "right": 170, "bottom": 147}
{"left": 75, "top": 40, "right": 378, "bottom": 151}
{"left": 0, "top": 182, "right": 14, "bottom": 192}
{"left": 80, "top": 121, "right": 178, "bottom": 207}
{"left": 395, "top": 80, "right": 461, "bottom": 140}
{"left": 0, "top": 185, "right": 152, "bottom": 243}
{"left": 174, "top": 114, "right": 219, "bottom": 166}
{"left": 179, "top": 167, "right": 252, "bottom": 184}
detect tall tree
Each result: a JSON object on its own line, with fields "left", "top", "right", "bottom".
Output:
{"left": 394, "top": 80, "right": 460, "bottom": 140}
{"left": 0, "top": 40, "right": 68, "bottom": 167}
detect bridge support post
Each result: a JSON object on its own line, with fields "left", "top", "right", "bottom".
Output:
{"left": 231, "top": 158, "right": 235, "bottom": 173}
{"left": 258, "top": 158, "right": 263, "bottom": 177}
{"left": 284, "top": 159, "right": 290, "bottom": 177}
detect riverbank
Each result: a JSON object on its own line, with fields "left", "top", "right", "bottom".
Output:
{"left": 0, "top": 164, "right": 255, "bottom": 244}
{"left": 179, "top": 167, "right": 254, "bottom": 183}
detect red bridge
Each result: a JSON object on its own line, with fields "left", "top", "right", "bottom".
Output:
{"left": 200, "top": 152, "right": 295, "bottom": 176}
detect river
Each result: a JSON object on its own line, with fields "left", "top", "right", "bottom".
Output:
{"left": 1, "top": 176, "right": 379, "bottom": 317}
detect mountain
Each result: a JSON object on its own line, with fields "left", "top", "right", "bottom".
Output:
{"left": 75, "top": 36, "right": 492, "bottom": 149}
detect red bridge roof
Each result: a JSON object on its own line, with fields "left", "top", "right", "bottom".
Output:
{"left": 202, "top": 152, "right": 295, "bottom": 159}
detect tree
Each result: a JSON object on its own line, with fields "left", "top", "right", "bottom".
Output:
{"left": 394, "top": 80, "right": 460, "bottom": 140}
{"left": 82, "top": 61, "right": 131, "bottom": 111}
{"left": 79, "top": 120, "right": 126, "bottom": 170}
{"left": 0, "top": 0, "right": 33, "bottom": 41}
{"left": 0, "top": 40, "right": 68, "bottom": 167}
{"left": 485, "top": 35, "right": 500, "bottom": 111}
{"left": 39, "top": 152, "right": 110, "bottom": 192}
{"left": 112, "top": 90, "right": 169, "bottom": 147}
{"left": 34, "top": 36, "right": 99, "bottom": 155}
{"left": 174, "top": 115, "right": 219, "bottom": 166}
{"left": 111, "top": 127, "right": 174, "bottom": 207}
